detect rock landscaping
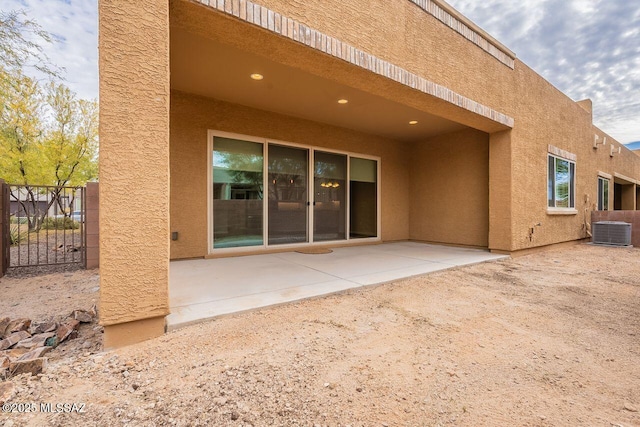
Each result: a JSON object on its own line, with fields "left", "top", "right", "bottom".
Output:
{"left": 0, "top": 307, "right": 98, "bottom": 381}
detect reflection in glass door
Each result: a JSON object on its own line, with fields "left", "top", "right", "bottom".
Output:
{"left": 268, "top": 145, "right": 308, "bottom": 245}
{"left": 314, "top": 151, "right": 346, "bottom": 242}
{"left": 212, "top": 137, "right": 264, "bottom": 248}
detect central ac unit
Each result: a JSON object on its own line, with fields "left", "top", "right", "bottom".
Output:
{"left": 592, "top": 221, "right": 632, "bottom": 246}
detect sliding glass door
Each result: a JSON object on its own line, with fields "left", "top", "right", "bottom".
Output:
{"left": 212, "top": 137, "right": 264, "bottom": 248}
{"left": 314, "top": 151, "right": 346, "bottom": 242}
{"left": 268, "top": 144, "right": 309, "bottom": 245}
{"left": 211, "top": 133, "right": 379, "bottom": 251}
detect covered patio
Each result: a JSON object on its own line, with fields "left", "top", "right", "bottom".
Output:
{"left": 167, "top": 242, "right": 508, "bottom": 329}
{"left": 98, "top": 0, "right": 514, "bottom": 347}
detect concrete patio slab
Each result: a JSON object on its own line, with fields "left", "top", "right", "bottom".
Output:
{"left": 167, "top": 242, "right": 508, "bottom": 330}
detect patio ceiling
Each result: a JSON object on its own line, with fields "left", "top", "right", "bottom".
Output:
{"left": 170, "top": 6, "right": 469, "bottom": 143}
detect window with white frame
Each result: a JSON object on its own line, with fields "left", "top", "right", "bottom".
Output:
{"left": 547, "top": 154, "right": 575, "bottom": 208}
{"left": 597, "top": 176, "right": 609, "bottom": 211}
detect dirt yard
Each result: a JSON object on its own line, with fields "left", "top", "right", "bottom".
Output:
{"left": 1, "top": 244, "right": 639, "bottom": 426}
{"left": 9, "top": 225, "right": 84, "bottom": 269}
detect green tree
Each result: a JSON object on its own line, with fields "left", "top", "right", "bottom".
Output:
{"left": 0, "top": 76, "right": 98, "bottom": 231}
{"left": 0, "top": 11, "right": 97, "bottom": 231}
{"left": 0, "top": 70, "right": 48, "bottom": 230}
{"left": 42, "top": 82, "right": 98, "bottom": 215}
{"left": 0, "top": 70, "right": 44, "bottom": 185}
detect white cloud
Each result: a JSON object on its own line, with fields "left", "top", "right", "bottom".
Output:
{"left": 448, "top": 0, "right": 640, "bottom": 143}
{"left": 2, "top": 0, "right": 98, "bottom": 101}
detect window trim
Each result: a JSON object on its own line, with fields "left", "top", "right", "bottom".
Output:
{"left": 547, "top": 153, "right": 576, "bottom": 212}
{"left": 597, "top": 176, "right": 609, "bottom": 211}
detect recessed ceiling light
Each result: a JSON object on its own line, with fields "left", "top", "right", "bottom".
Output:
{"left": 250, "top": 73, "right": 264, "bottom": 80}
{"left": 409, "top": 120, "right": 418, "bottom": 125}
{"left": 337, "top": 99, "right": 349, "bottom": 104}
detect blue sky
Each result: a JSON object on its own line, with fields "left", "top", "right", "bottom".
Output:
{"left": 3, "top": 0, "right": 639, "bottom": 144}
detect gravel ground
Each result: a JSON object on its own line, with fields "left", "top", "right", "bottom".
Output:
{"left": 8, "top": 229, "right": 84, "bottom": 272}
{"left": 0, "top": 269, "right": 98, "bottom": 321}
{"left": 0, "top": 244, "right": 639, "bottom": 426}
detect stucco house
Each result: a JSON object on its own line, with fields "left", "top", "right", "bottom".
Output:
{"left": 98, "top": 0, "right": 640, "bottom": 347}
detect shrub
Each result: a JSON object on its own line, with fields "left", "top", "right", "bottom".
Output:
{"left": 10, "top": 216, "right": 28, "bottom": 224}
{"left": 41, "top": 216, "right": 79, "bottom": 230}
{"left": 10, "top": 224, "right": 23, "bottom": 245}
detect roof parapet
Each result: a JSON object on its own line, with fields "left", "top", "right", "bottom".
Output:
{"left": 415, "top": 0, "right": 517, "bottom": 69}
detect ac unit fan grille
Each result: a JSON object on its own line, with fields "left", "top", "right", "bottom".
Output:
{"left": 592, "top": 221, "right": 632, "bottom": 246}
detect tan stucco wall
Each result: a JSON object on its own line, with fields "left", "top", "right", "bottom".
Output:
{"left": 99, "top": 0, "right": 170, "bottom": 339}
{"left": 488, "top": 130, "right": 513, "bottom": 251}
{"left": 491, "top": 58, "right": 638, "bottom": 252}
{"left": 232, "top": 0, "right": 640, "bottom": 252}
{"left": 169, "top": 1, "right": 510, "bottom": 135}
{"left": 620, "top": 184, "right": 636, "bottom": 210}
{"left": 170, "top": 0, "right": 640, "bottom": 253}
{"left": 170, "top": 90, "right": 410, "bottom": 259}
{"left": 408, "top": 128, "right": 489, "bottom": 247}
{"left": 249, "top": 0, "right": 514, "bottom": 107}
{"left": 102, "top": 316, "right": 167, "bottom": 349}
{"left": 506, "top": 67, "right": 589, "bottom": 251}
{"left": 502, "top": 65, "right": 639, "bottom": 251}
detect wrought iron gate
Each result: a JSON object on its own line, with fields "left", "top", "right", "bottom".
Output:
{"left": 2, "top": 183, "right": 9, "bottom": 275}
{"left": 6, "top": 184, "right": 86, "bottom": 269}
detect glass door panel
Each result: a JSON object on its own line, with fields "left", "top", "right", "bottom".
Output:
{"left": 268, "top": 144, "right": 308, "bottom": 245}
{"left": 212, "top": 137, "right": 264, "bottom": 248}
{"left": 314, "top": 151, "right": 346, "bottom": 242}
{"left": 350, "top": 157, "right": 377, "bottom": 239}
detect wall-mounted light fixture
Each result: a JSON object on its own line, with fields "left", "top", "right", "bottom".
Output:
{"left": 593, "top": 135, "right": 607, "bottom": 149}
{"left": 610, "top": 144, "right": 621, "bottom": 157}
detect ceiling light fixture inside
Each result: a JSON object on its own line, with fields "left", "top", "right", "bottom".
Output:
{"left": 337, "top": 99, "right": 348, "bottom": 104}
{"left": 250, "top": 73, "right": 264, "bottom": 80}
{"left": 409, "top": 120, "right": 418, "bottom": 125}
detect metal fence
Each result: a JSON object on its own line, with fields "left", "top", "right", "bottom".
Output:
{"left": 2, "top": 183, "right": 8, "bottom": 275}
{"left": 6, "top": 184, "right": 86, "bottom": 269}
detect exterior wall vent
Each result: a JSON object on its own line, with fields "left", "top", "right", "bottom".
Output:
{"left": 592, "top": 221, "right": 632, "bottom": 246}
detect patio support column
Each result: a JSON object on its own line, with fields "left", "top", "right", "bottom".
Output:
{"left": 98, "top": 0, "right": 170, "bottom": 348}
{"left": 488, "top": 130, "right": 512, "bottom": 252}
